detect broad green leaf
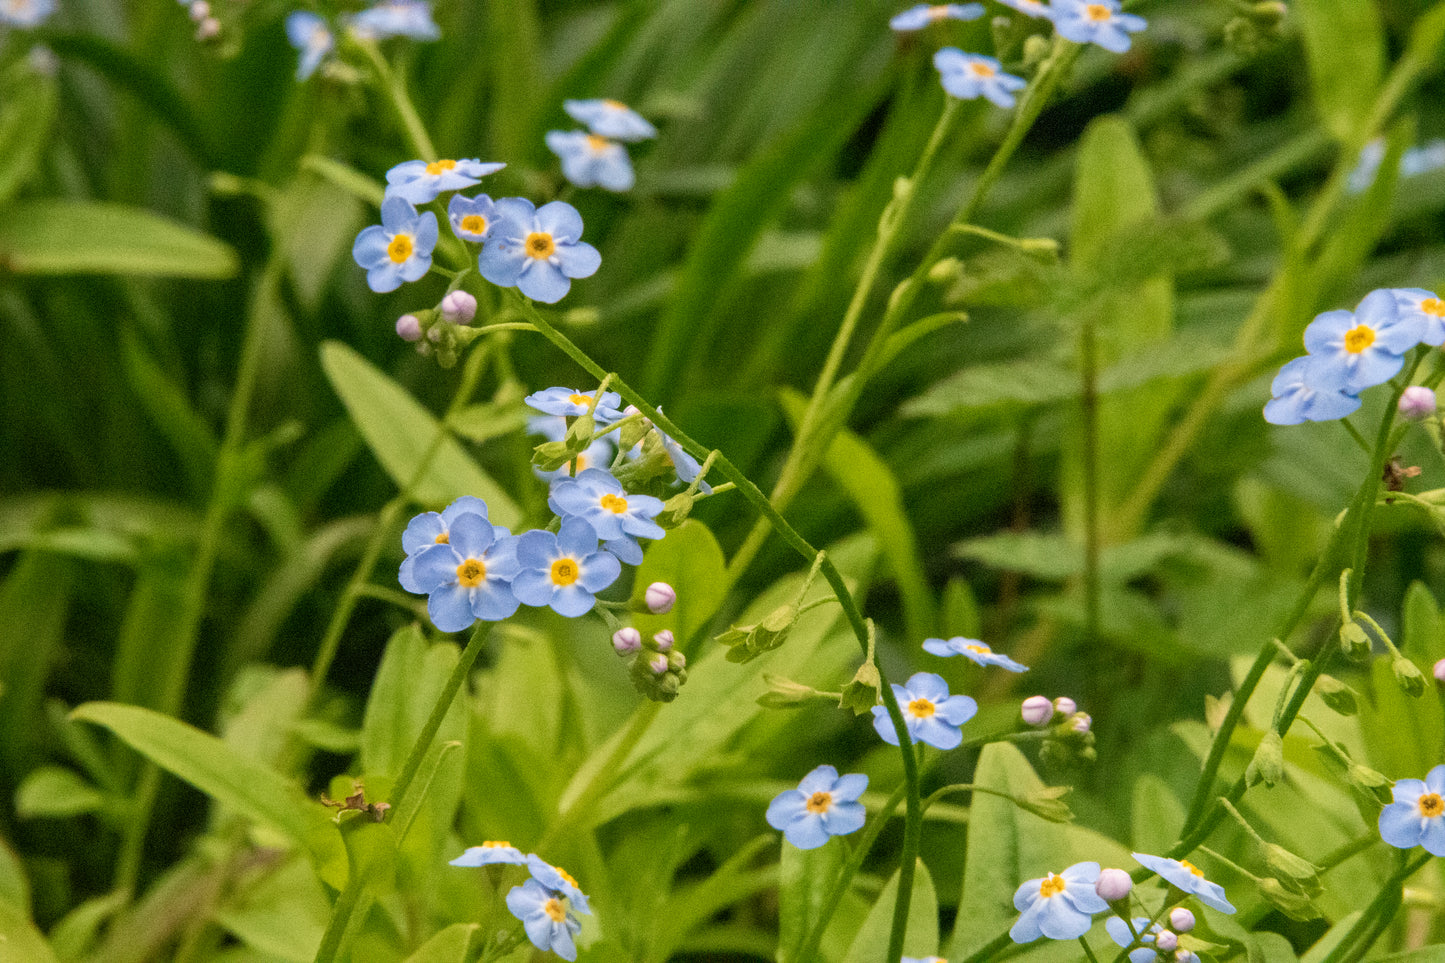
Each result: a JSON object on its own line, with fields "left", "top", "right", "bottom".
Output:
{"left": 401, "top": 923, "right": 481, "bottom": 963}
{"left": 0, "top": 838, "right": 27, "bottom": 915}
{"left": 653, "top": 835, "right": 777, "bottom": 960}
{"left": 298, "top": 155, "right": 384, "bottom": 207}
{"left": 212, "top": 856, "right": 328, "bottom": 963}
{"left": 631, "top": 519, "right": 728, "bottom": 647}
{"left": 48, "top": 891, "right": 127, "bottom": 962}
{"left": 952, "top": 531, "right": 1213, "bottom": 584}
{"left": 841, "top": 860, "right": 938, "bottom": 963}
{"left": 1293, "top": 0, "right": 1384, "bottom": 142}
{"left": 319, "top": 341, "right": 520, "bottom": 524}
{"left": 1130, "top": 774, "right": 1184, "bottom": 856}
{"left": 0, "top": 898, "right": 58, "bottom": 963}
{"left": 776, "top": 838, "right": 843, "bottom": 963}
{"left": 0, "top": 201, "right": 237, "bottom": 278}
{"left": 14, "top": 766, "right": 104, "bottom": 819}
{"left": 1362, "top": 652, "right": 1443, "bottom": 781}
{"left": 0, "top": 67, "right": 57, "bottom": 206}
{"left": 781, "top": 388, "right": 934, "bottom": 641}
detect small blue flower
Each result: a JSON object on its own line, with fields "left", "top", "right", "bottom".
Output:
{"left": 1262, "top": 355, "right": 1361, "bottom": 426}
{"left": 285, "top": 11, "right": 334, "bottom": 80}
{"left": 1131, "top": 853, "right": 1236, "bottom": 914}
{"left": 525, "top": 387, "right": 625, "bottom": 424}
{"left": 512, "top": 518, "right": 620, "bottom": 617}
{"left": 549, "top": 468, "right": 665, "bottom": 565}
{"left": 0, "top": 0, "right": 55, "bottom": 27}
{"left": 348, "top": 0, "right": 440, "bottom": 41}
{"left": 1051, "top": 0, "right": 1146, "bottom": 53}
{"left": 450, "top": 840, "right": 528, "bottom": 867}
{"left": 479, "top": 198, "right": 602, "bottom": 304}
{"left": 1010, "top": 861, "right": 1109, "bottom": 942}
{"left": 1303, "top": 289, "right": 1427, "bottom": 394}
{"left": 506, "top": 879, "right": 582, "bottom": 962}
{"left": 385, "top": 158, "right": 505, "bottom": 206}
{"left": 871, "top": 672, "right": 977, "bottom": 749}
{"left": 921, "top": 636, "right": 1028, "bottom": 672}
{"left": 525, "top": 854, "right": 592, "bottom": 914}
{"left": 399, "top": 496, "right": 505, "bottom": 592}
{"left": 995, "top": 0, "right": 1055, "bottom": 20}
{"left": 1378, "top": 765, "right": 1445, "bottom": 856}
{"left": 933, "top": 49, "right": 1027, "bottom": 108}
{"left": 656, "top": 428, "right": 712, "bottom": 493}
{"left": 546, "top": 130, "right": 636, "bottom": 192}
{"left": 1106, "top": 917, "right": 1197, "bottom": 963}
{"left": 1389, "top": 288, "right": 1445, "bottom": 347}
{"left": 765, "top": 764, "right": 868, "bottom": 849}
{"left": 406, "top": 514, "right": 521, "bottom": 630}
{"left": 563, "top": 98, "right": 657, "bottom": 142}
{"left": 528, "top": 416, "right": 618, "bottom": 481}
{"left": 352, "top": 196, "right": 438, "bottom": 293}
{"left": 890, "top": 3, "right": 984, "bottom": 30}
{"left": 448, "top": 194, "right": 499, "bottom": 243}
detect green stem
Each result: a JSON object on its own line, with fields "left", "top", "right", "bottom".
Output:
{"left": 313, "top": 862, "right": 368, "bottom": 963}
{"left": 1080, "top": 306, "right": 1100, "bottom": 646}
{"left": 1079, "top": 937, "right": 1102, "bottom": 963}
{"left": 1320, "top": 851, "right": 1431, "bottom": 963}
{"left": 356, "top": 38, "right": 437, "bottom": 161}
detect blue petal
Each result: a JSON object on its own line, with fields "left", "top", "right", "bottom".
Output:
{"left": 820, "top": 800, "right": 865, "bottom": 837}
{"left": 578, "top": 550, "right": 621, "bottom": 592}
{"left": 510, "top": 569, "right": 555, "bottom": 606}
{"left": 603, "top": 537, "right": 641, "bottom": 565}
{"left": 428, "top": 584, "right": 477, "bottom": 632}
{"left": 471, "top": 582, "right": 520, "bottom": 621}
{"left": 352, "top": 225, "right": 392, "bottom": 269}
{"left": 797, "top": 765, "right": 840, "bottom": 794}
{"left": 479, "top": 239, "right": 527, "bottom": 287}
{"left": 871, "top": 706, "right": 903, "bottom": 745}
{"left": 782, "top": 813, "right": 829, "bottom": 849}
{"left": 906, "top": 672, "right": 951, "bottom": 702}
{"left": 557, "top": 516, "right": 601, "bottom": 557}
{"left": 401, "top": 512, "right": 445, "bottom": 555}
{"left": 1035, "top": 892, "right": 1093, "bottom": 940}
{"left": 1009, "top": 900, "right": 1045, "bottom": 943}
{"left": 1421, "top": 816, "right": 1445, "bottom": 856}
{"left": 831, "top": 773, "right": 868, "bottom": 802}
{"left": 518, "top": 260, "right": 572, "bottom": 303}
{"left": 536, "top": 201, "right": 585, "bottom": 241}
{"left": 914, "top": 717, "right": 962, "bottom": 750}
{"left": 515, "top": 530, "right": 557, "bottom": 570}
{"left": 766, "top": 789, "right": 808, "bottom": 830}
{"left": 550, "top": 584, "right": 595, "bottom": 617}
{"left": 441, "top": 496, "right": 489, "bottom": 525}
{"left": 380, "top": 194, "right": 419, "bottom": 233}
{"left": 556, "top": 241, "right": 602, "bottom": 279}
{"left": 447, "top": 512, "right": 494, "bottom": 558}
{"left": 366, "top": 262, "right": 403, "bottom": 293}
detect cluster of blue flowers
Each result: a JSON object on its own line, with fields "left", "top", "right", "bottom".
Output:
{"left": 546, "top": 99, "right": 657, "bottom": 193}
{"left": 284, "top": 0, "right": 439, "bottom": 81}
{"left": 1263, "top": 287, "right": 1445, "bottom": 425}
{"left": 450, "top": 845, "right": 591, "bottom": 961}
{"left": 889, "top": 1, "right": 1146, "bottom": 108}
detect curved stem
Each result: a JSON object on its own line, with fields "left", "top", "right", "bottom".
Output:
{"left": 355, "top": 38, "right": 437, "bottom": 162}
{"left": 1321, "top": 851, "right": 1430, "bottom": 963}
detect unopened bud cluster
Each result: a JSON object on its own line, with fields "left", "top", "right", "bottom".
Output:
{"left": 616, "top": 626, "right": 688, "bottom": 702}
{"left": 1022, "top": 695, "right": 1095, "bottom": 766}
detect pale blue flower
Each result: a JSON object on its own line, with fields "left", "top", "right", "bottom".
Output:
{"left": 546, "top": 130, "right": 636, "bottom": 192}
{"left": 348, "top": 0, "right": 439, "bottom": 41}
{"left": 1262, "top": 355, "right": 1361, "bottom": 426}
{"left": 406, "top": 514, "right": 521, "bottom": 630}
{"left": 1303, "top": 289, "right": 1426, "bottom": 394}
{"left": 656, "top": 428, "right": 711, "bottom": 493}
{"left": 352, "top": 196, "right": 438, "bottom": 293}
{"left": 1051, "top": 0, "right": 1146, "bottom": 52}
{"left": 1106, "top": 917, "right": 1197, "bottom": 963}
{"left": 479, "top": 198, "right": 601, "bottom": 304}
{"left": 563, "top": 98, "right": 657, "bottom": 141}
{"left": 934, "top": 49, "right": 1027, "bottom": 108}
{"left": 506, "top": 879, "right": 582, "bottom": 961}
{"left": 285, "top": 11, "right": 334, "bottom": 80}
{"left": 525, "top": 387, "right": 624, "bottom": 424}
{"left": 399, "top": 496, "right": 507, "bottom": 592}
{"left": 995, "top": 0, "right": 1055, "bottom": 20}
{"left": 448, "top": 194, "right": 499, "bottom": 243}
{"left": 1389, "top": 288, "right": 1445, "bottom": 347}
{"left": 385, "top": 158, "right": 505, "bottom": 206}
{"left": 525, "top": 854, "right": 592, "bottom": 914}
{"left": 1379, "top": 765, "right": 1445, "bottom": 856}
{"left": 765, "top": 765, "right": 868, "bottom": 849}
{"left": 922, "top": 636, "right": 1028, "bottom": 672}
{"left": 0, "top": 0, "right": 55, "bottom": 27}
{"left": 450, "top": 841, "right": 527, "bottom": 867}
{"left": 512, "top": 518, "right": 620, "bottom": 617}
{"left": 549, "top": 468, "right": 664, "bottom": 565}
{"left": 871, "top": 672, "right": 977, "bottom": 749}
{"left": 1010, "top": 861, "right": 1109, "bottom": 942}
{"left": 890, "top": 3, "right": 984, "bottom": 29}
{"left": 1132, "top": 853, "right": 1236, "bottom": 914}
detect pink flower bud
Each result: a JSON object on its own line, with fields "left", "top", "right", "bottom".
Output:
{"left": 189, "top": 0, "right": 210, "bottom": 21}
{"left": 1021, "top": 695, "right": 1053, "bottom": 726}
{"left": 396, "top": 314, "right": 422, "bottom": 342}
{"left": 652, "top": 629, "right": 674, "bottom": 652}
{"left": 1434, "top": 658, "right": 1445, "bottom": 684}
{"left": 1053, "top": 696, "right": 1077, "bottom": 716}
{"left": 645, "top": 582, "right": 676, "bottom": 614}
{"left": 1071, "top": 712, "right": 1092, "bottom": 734}
{"left": 195, "top": 15, "right": 220, "bottom": 39}
{"left": 649, "top": 654, "right": 669, "bottom": 675}
{"left": 612, "top": 627, "right": 641, "bottom": 655}
{"left": 1169, "top": 908, "right": 1195, "bottom": 933}
{"left": 440, "top": 290, "right": 477, "bottom": 325}
{"left": 1399, "top": 386, "right": 1437, "bottom": 421}
{"left": 1094, "top": 868, "right": 1132, "bottom": 902}
{"left": 1155, "top": 931, "right": 1178, "bottom": 952}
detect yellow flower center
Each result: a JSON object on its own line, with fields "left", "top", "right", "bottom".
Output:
{"left": 569, "top": 393, "right": 591, "bottom": 406}
{"left": 1422, "top": 298, "right": 1445, "bottom": 317}
{"left": 1085, "top": 4, "right": 1111, "bottom": 20}
{"left": 556, "top": 866, "right": 581, "bottom": 888}
{"left": 526, "top": 232, "right": 556, "bottom": 260}
{"left": 969, "top": 61, "right": 997, "bottom": 77}
{"left": 586, "top": 134, "right": 611, "bottom": 152}
{"left": 434, "top": 532, "right": 449, "bottom": 544}
{"left": 600, "top": 493, "right": 628, "bottom": 514}
{"left": 928, "top": 5, "right": 949, "bottom": 19}
{"left": 571, "top": 455, "right": 588, "bottom": 472}
{"left": 456, "top": 558, "right": 486, "bottom": 587}
{"left": 908, "top": 698, "right": 936, "bottom": 718}
{"left": 460, "top": 214, "right": 487, "bottom": 234}
{"left": 604, "top": 99, "right": 628, "bottom": 110}
{"left": 482, "top": 840, "right": 511, "bottom": 848}
{"left": 1419, "top": 793, "right": 1444, "bottom": 818}
{"left": 425, "top": 159, "right": 457, "bottom": 176}
{"left": 1344, "top": 324, "right": 1377, "bottom": 353}
{"left": 965, "top": 643, "right": 991, "bottom": 654}
{"left": 387, "top": 234, "right": 414, "bottom": 264}
{"left": 805, "top": 791, "right": 833, "bottom": 814}
{"left": 551, "top": 558, "right": 579, "bottom": 586}
{"left": 544, "top": 897, "right": 567, "bottom": 922}
{"left": 1179, "top": 859, "right": 1206, "bottom": 877}
{"left": 1039, "top": 874, "right": 1067, "bottom": 898}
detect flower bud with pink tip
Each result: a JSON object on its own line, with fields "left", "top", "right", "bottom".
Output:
{"left": 1021, "top": 695, "right": 1053, "bottom": 726}
{"left": 612, "top": 627, "right": 641, "bottom": 655}
{"left": 1094, "top": 868, "right": 1132, "bottom": 902}
{"left": 645, "top": 582, "right": 676, "bottom": 614}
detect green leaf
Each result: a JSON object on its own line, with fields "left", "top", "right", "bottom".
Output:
{"left": 212, "top": 856, "right": 328, "bottom": 963}
{"left": 631, "top": 519, "right": 728, "bottom": 646}
{"left": 48, "top": 891, "right": 127, "bottom": 962}
{"left": 14, "top": 766, "right": 104, "bottom": 820}
{"left": 1293, "top": 0, "right": 1384, "bottom": 142}
{"left": 0, "top": 201, "right": 238, "bottom": 278}
{"left": 0, "top": 837, "right": 28, "bottom": 916}
{"left": 0, "top": 898, "right": 59, "bottom": 963}
{"left": 777, "top": 838, "right": 843, "bottom": 963}
{"left": 118, "top": 328, "right": 217, "bottom": 498}
{"left": 0, "top": 552, "right": 75, "bottom": 776}
{"left": 298, "top": 155, "right": 385, "bottom": 208}
{"left": 319, "top": 341, "right": 520, "bottom": 525}
{"left": 841, "top": 860, "right": 939, "bottom": 963}
{"left": 401, "top": 923, "right": 481, "bottom": 963}
{"left": 0, "top": 67, "right": 57, "bottom": 206}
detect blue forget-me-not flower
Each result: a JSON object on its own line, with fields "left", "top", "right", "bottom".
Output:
{"left": 549, "top": 468, "right": 665, "bottom": 565}
{"left": 563, "top": 99, "right": 657, "bottom": 141}
{"left": 480, "top": 199, "right": 602, "bottom": 304}
{"left": 352, "top": 196, "right": 438, "bottom": 293}
{"left": 526, "top": 854, "right": 592, "bottom": 914}
{"left": 546, "top": 130, "right": 636, "bottom": 192}
{"left": 872, "top": 672, "right": 977, "bottom": 749}
{"left": 1262, "top": 355, "right": 1362, "bottom": 426}
{"left": 1010, "top": 861, "right": 1109, "bottom": 942}
{"left": 1303, "top": 289, "right": 1426, "bottom": 395}
{"left": 448, "top": 193, "right": 499, "bottom": 243}
{"left": 385, "top": 158, "right": 505, "bottom": 206}
{"left": 889, "top": 3, "right": 984, "bottom": 29}
{"left": 1132, "top": 852, "right": 1237, "bottom": 914}
{"left": 995, "top": 0, "right": 1055, "bottom": 20}
{"left": 933, "top": 50, "right": 1027, "bottom": 107}
{"left": 285, "top": 11, "right": 334, "bottom": 80}
{"left": 1378, "top": 764, "right": 1445, "bottom": 856}
{"left": 1389, "top": 288, "right": 1445, "bottom": 347}
{"left": 450, "top": 840, "right": 527, "bottom": 867}
{"left": 766, "top": 765, "right": 868, "bottom": 849}
{"left": 348, "top": 0, "right": 440, "bottom": 41}
{"left": 399, "top": 496, "right": 505, "bottom": 593}
{"left": 511, "top": 517, "right": 620, "bottom": 617}
{"left": 1051, "top": 0, "right": 1146, "bottom": 52}
{"left": 525, "top": 387, "right": 625, "bottom": 424}
{"left": 405, "top": 513, "right": 521, "bottom": 630}
{"left": 506, "top": 879, "right": 583, "bottom": 961}
{"left": 922, "top": 636, "right": 1028, "bottom": 672}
